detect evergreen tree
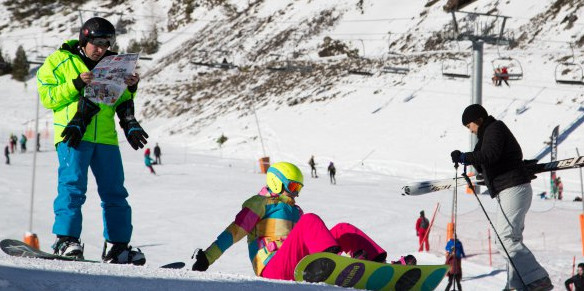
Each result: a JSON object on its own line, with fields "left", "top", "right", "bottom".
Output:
{"left": 141, "top": 25, "right": 160, "bottom": 55}
{"left": 11, "top": 45, "right": 29, "bottom": 81}
{"left": 0, "top": 47, "right": 11, "bottom": 75}
{"left": 126, "top": 39, "right": 142, "bottom": 53}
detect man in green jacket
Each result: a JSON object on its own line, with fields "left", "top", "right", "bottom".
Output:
{"left": 37, "top": 17, "right": 148, "bottom": 265}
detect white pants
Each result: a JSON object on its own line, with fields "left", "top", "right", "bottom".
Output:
{"left": 495, "top": 183, "right": 548, "bottom": 289}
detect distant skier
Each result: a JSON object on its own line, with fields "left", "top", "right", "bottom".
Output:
{"left": 501, "top": 67, "right": 510, "bottom": 87}
{"left": 9, "top": 134, "right": 16, "bottom": 153}
{"left": 550, "top": 174, "right": 559, "bottom": 199}
{"left": 444, "top": 238, "right": 465, "bottom": 291}
{"left": 144, "top": 149, "right": 156, "bottom": 175}
{"left": 191, "top": 162, "right": 403, "bottom": 281}
{"left": 4, "top": 144, "right": 9, "bottom": 165}
{"left": 308, "top": 155, "right": 318, "bottom": 178}
{"left": 451, "top": 104, "right": 552, "bottom": 290}
{"left": 556, "top": 177, "right": 563, "bottom": 200}
{"left": 36, "top": 132, "right": 40, "bottom": 152}
{"left": 492, "top": 68, "right": 501, "bottom": 86}
{"left": 416, "top": 210, "right": 430, "bottom": 252}
{"left": 565, "top": 263, "right": 584, "bottom": 291}
{"left": 154, "top": 143, "right": 161, "bottom": 165}
{"left": 327, "top": 161, "right": 336, "bottom": 184}
{"left": 19, "top": 134, "right": 27, "bottom": 153}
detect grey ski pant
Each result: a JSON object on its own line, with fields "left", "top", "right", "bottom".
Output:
{"left": 495, "top": 183, "right": 548, "bottom": 289}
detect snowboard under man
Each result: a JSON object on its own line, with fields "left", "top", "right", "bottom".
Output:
{"left": 37, "top": 17, "right": 148, "bottom": 264}
{"left": 191, "top": 161, "right": 397, "bottom": 280}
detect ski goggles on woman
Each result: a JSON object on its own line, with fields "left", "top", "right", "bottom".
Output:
{"left": 285, "top": 180, "right": 303, "bottom": 196}
{"left": 268, "top": 168, "right": 304, "bottom": 196}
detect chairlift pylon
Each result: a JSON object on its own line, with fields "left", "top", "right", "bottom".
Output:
{"left": 554, "top": 43, "right": 584, "bottom": 85}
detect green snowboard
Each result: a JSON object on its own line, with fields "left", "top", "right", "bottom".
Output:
{"left": 294, "top": 252, "right": 449, "bottom": 291}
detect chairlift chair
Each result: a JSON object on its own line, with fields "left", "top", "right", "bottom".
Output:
{"left": 348, "top": 56, "right": 375, "bottom": 76}
{"left": 191, "top": 50, "right": 237, "bottom": 70}
{"left": 381, "top": 52, "right": 410, "bottom": 75}
{"left": 265, "top": 53, "right": 291, "bottom": 72}
{"left": 554, "top": 43, "right": 584, "bottom": 85}
{"left": 491, "top": 57, "right": 523, "bottom": 80}
{"left": 346, "top": 39, "right": 374, "bottom": 76}
{"left": 555, "top": 62, "right": 584, "bottom": 85}
{"left": 286, "top": 51, "right": 313, "bottom": 73}
{"left": 442, "top": 57, "right": 471, "bottom": 78}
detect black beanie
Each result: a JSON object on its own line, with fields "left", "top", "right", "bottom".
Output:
{"left": 462, "top": 104, "right": 488, "bottom": 125}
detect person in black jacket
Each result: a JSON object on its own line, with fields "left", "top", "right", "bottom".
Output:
{"left": 450, "top": 104, "right": 552, "bottom": 291}
{"left": 566, "top": 263, "right": 584, "bottom": 291}
{"left": 153, "top": 143, "right": 161, "bottom": 165}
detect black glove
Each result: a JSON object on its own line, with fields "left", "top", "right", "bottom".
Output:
{"left": 450, "top": 150, "right": 462, "bottom": 164}
{"left": 192, "top": 249, "right": 209, "bottom": 271}
{"left": 61, "top": 97, "right": 101, "bottom": 148}
{"left": 116, "top": 99, "right": 148, "bottom": 150}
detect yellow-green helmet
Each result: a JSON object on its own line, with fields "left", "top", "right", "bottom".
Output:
{"left": 266, "top": 162, "right": 304, "bottom": 195}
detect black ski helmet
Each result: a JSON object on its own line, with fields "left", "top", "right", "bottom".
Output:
{"left": 79, "top": 17, "right": 116, "bottom": 47}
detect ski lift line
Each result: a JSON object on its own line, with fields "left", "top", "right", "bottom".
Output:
{"left": 336, "top": 82, "right": 580, "bottom": 107}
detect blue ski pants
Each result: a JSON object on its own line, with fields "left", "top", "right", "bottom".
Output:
{"left": 53, "top": 141, "right": 132, "bottom": 243}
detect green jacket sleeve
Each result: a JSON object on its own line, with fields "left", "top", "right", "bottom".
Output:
{"left": 36, "top": 53, "right": 83, "bottom": 110}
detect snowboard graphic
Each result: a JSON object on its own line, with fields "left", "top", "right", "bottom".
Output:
{"left": 0, "top": 239, "right": 185, "bottom": 269}
{"left": 295, "top": 252, "right": 448, "bottom": 290}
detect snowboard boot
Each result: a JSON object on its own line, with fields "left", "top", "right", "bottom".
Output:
{"left": 52, "top": 236, "right": 84, "bottom": 259}
{"left": 323, "top": 245, "right": 341, "bottom": 254}
{"left": 352, "top": 250, "right": 387, "bottom": 263}
{"left": 102, "top": 241, "right": 146, "bottom": 265}
{"left": 526, "top": 276, "right": 553, "bottom": 291}
{"left": 351, "top": 249, "right": 368, "bottom": 260}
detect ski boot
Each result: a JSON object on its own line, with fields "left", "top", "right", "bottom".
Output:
{"left": 102, "top": 241, "right": 146, "bottom": 265}
{"left": 52, "top": 236, "right": 84, "bottom": 259}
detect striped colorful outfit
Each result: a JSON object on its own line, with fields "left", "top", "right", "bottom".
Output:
{"left": 203, "top": 187, "right": 387, "bottom": 280}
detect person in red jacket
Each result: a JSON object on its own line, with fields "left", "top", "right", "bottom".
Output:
{"left": 416, "top": 210, "right": 430, "bottom": 252}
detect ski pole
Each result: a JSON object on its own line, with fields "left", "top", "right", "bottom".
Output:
{"left": 461, "top": 165, "right": 528, "bottom": 290}
{"left": 452, "top": 162, "right": 459, "bottom": 291}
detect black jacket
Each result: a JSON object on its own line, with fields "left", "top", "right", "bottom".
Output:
{"left": 464, "top": 116, "right": 531, "bottom": 197}
{"left": 566, "top": 274, "right": 584, "bottom": 291}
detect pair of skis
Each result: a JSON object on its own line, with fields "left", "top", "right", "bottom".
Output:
{"left": 402, "top": 155, "right": 584, "bottom": 196}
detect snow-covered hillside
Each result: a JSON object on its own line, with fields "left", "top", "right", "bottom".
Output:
{"left": 1, "top": 0, "right": 584, "bottom": 290}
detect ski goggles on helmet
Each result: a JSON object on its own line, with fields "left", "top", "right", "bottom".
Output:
{"left": 268, "top": 167, "right": 304, "bottom": 196}
{"left": 85, "top": 30, "right": 116, "bottom": 47}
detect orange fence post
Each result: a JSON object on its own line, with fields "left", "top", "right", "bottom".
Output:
{"left": 258, "top": 157, "right": 270, "bottom": 174}
{"left": 24, "top": 232, "right": 39, "bottom": 250}
{"left": 447, "top": 222, "right": 454, "bottom": 241}
{"left": 580, "top": 214, "right": 584, "bottom": 256}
